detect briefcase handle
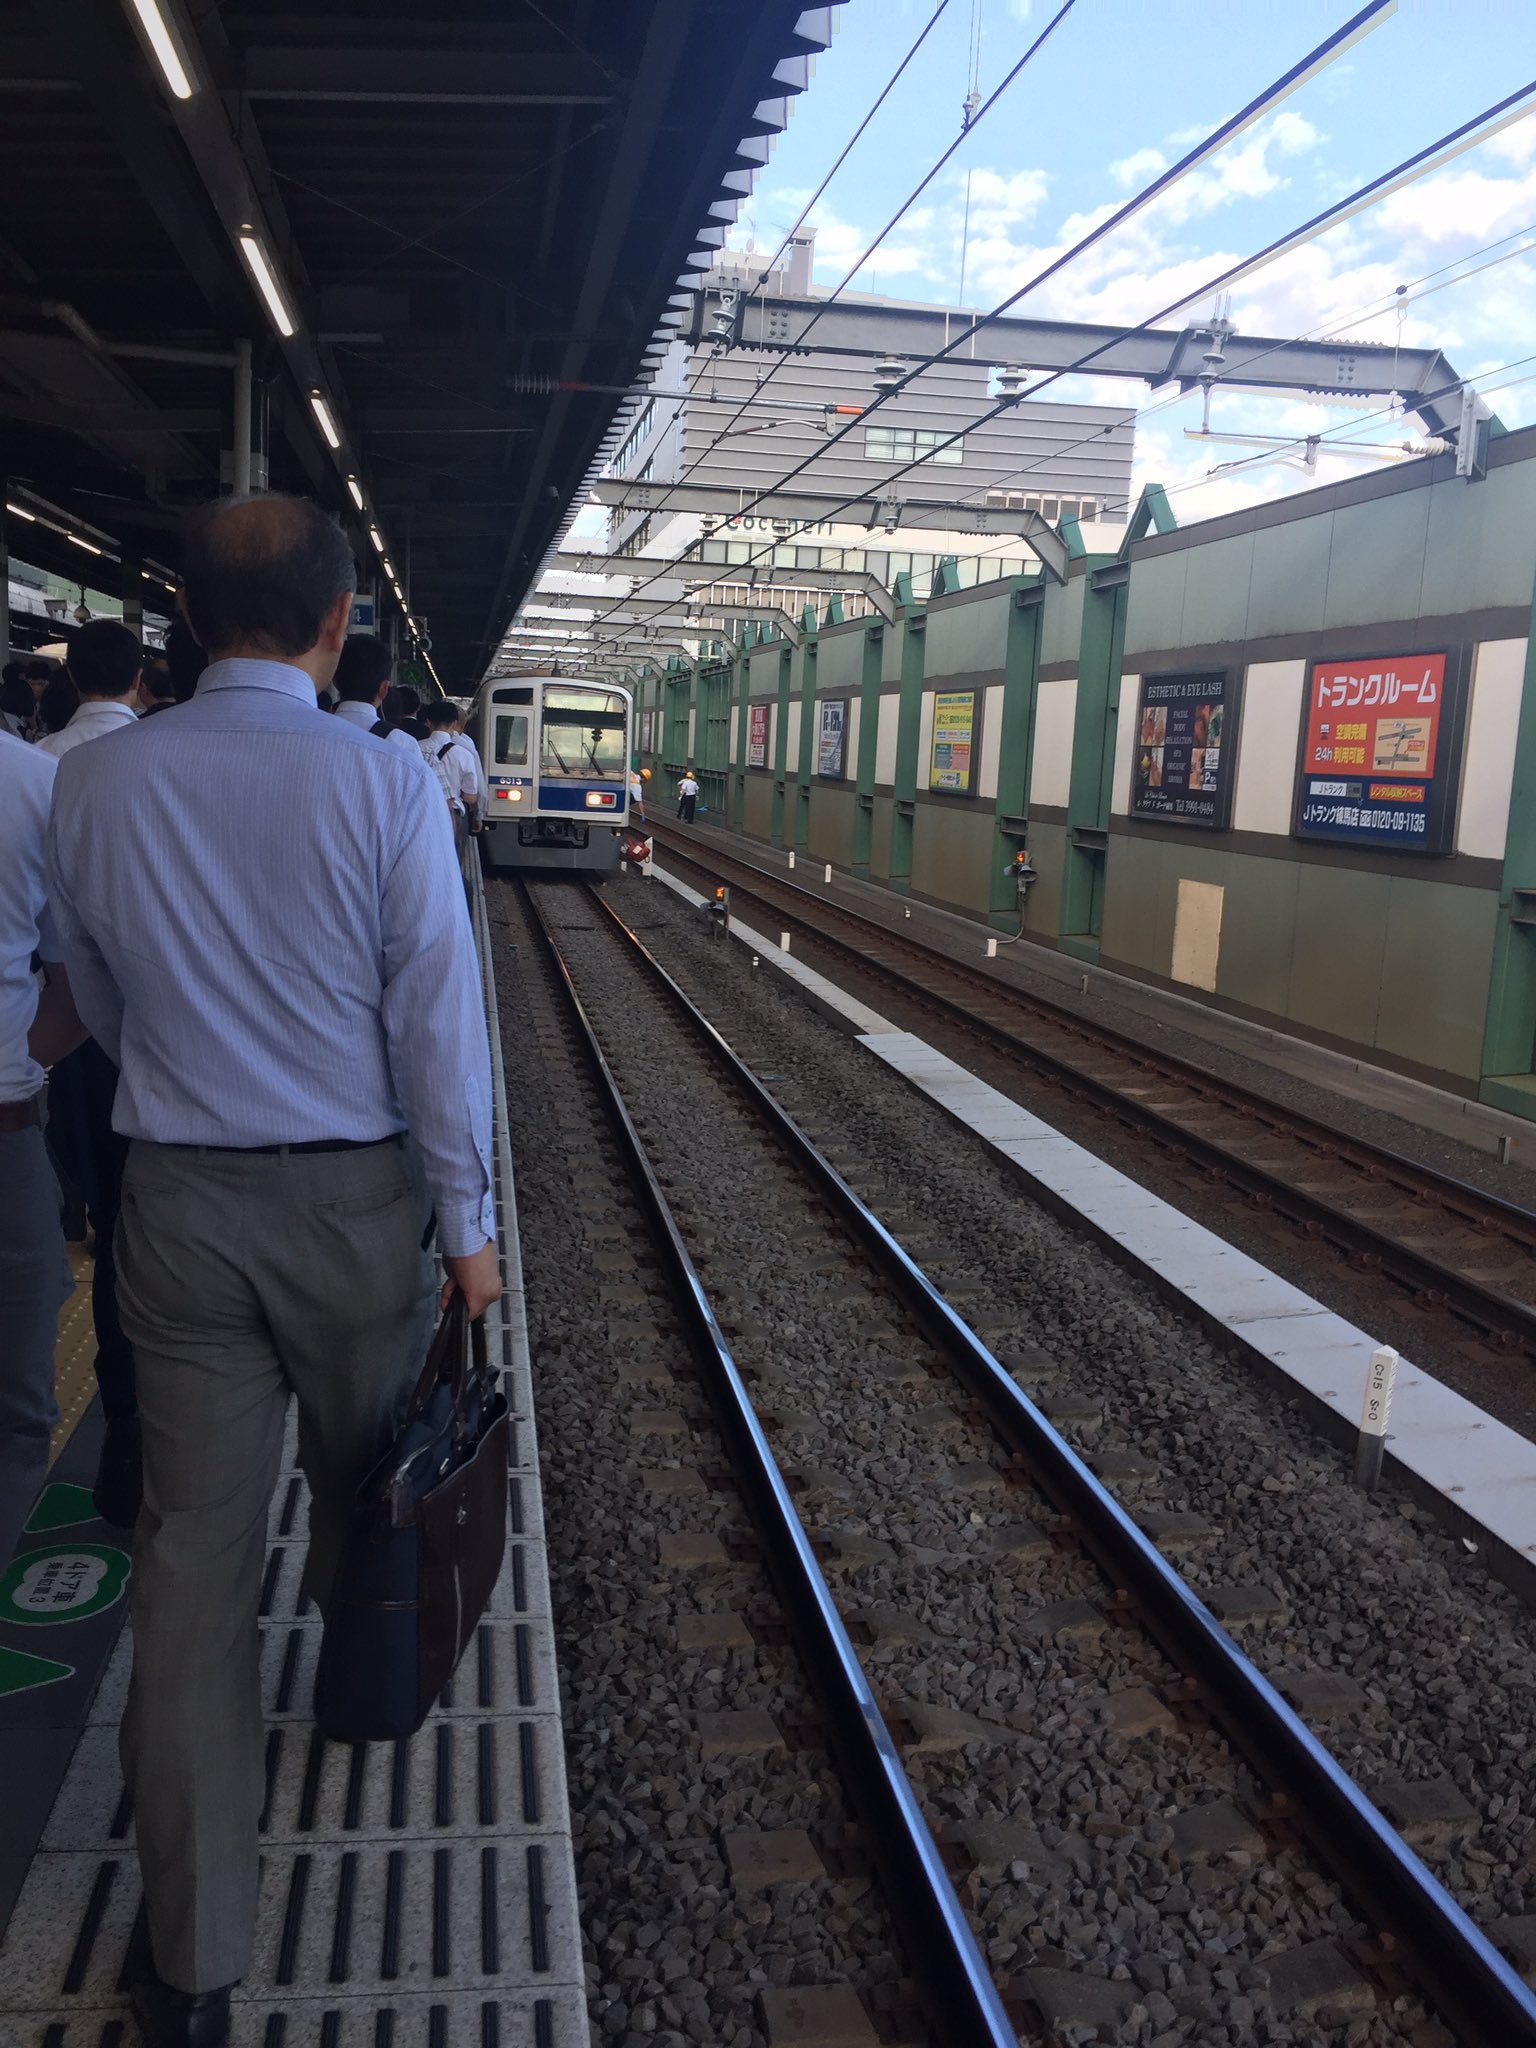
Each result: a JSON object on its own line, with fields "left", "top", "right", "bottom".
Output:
{"left": 407, "top": 1289, "right": 493, "bottom": 1418}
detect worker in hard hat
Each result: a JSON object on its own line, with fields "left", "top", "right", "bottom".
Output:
{"left": 628, "top": 763, "right": 646, "bottom": 821}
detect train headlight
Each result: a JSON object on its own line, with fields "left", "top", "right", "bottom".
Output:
{"left": 496, "top": 788, "right": 524, "bottom": 803}
{"left": 584, "top": 790, "right": 616, "bottom": 808}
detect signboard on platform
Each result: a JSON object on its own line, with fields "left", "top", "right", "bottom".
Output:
{"left": 348, "top": 595, "right": 376, "bottom": 634}
{"left": 928, "top": 689, "right": 976, "bottom": 794}
{"left": 1131, "top": 670, "right": 1235, "bottom": 828}
{"left": 817, "top": 698, "right": 848, "bottom": 779}
{"left": 1294, "top": 651, "right": 1460, "bottom": 853}
{"left": 747, "top": 701, "right": 770, "bottom": 769}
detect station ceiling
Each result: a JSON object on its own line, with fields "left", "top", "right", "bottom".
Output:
{"left": 1, "top": 0, "right": 829, "bottom": 687}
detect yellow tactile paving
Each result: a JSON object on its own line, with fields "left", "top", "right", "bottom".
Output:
{"left": 50, "top": 1246, "right": 97, "bottom": 1464}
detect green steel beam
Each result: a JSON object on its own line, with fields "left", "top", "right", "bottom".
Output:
{"left": 852, "top": 622, "right": 883, "bottom": 875}
{"left": 795, "top": 628, "right": 818, "bottom": 852}
{"left": 1480, "top": 557, "right": 1536, "bottom": 1114}
{"left": 889, "top": 600, "right": 927, "bottom": 892}
{"left": 771, "top": 641, "right": 792, "bottom": 845}
{"left": 988, "top": 582, "right": 1046, "bottom": 918}
{"left": 1059, "top": 562, "right": 1128, "bottom": 959}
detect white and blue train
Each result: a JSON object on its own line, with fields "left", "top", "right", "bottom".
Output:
{"left": 468, "top": 671, "right": 637, "bottom": 874}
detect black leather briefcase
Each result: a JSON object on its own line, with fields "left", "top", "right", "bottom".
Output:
{"left": 315, "top": 1292, "right": 510, "bottom": 1741}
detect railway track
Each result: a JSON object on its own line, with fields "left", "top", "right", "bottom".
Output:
{"left": 511, "top": 872, "right": 1536, "bottom": 2048}
{"left": 647, "top": 824, "right": 1536, "bottom": 1366}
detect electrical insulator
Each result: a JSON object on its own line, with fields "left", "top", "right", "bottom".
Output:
{"left": 996, "top": 364, "right": 1025, "bottom": 405}
{"left": 872, "top": 357, "right": 905, "bottom": 396}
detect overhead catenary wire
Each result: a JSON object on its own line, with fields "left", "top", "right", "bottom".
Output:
{"left": 604, "top": 0, "right": 958, "bottom": 469}
{"left": 623, "top": 0, "right": 1074, "bottom": 553}
{"left": 582, "top": 1, "right": 1403, "bottom": 638}
{"left": 578, "top": 80, "right": 1536, "bottom": 655}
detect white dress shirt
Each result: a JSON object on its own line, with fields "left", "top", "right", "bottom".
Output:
{"left": 386, "top": 726, "right": 421, "bottom": 758}
{"left": 0, "top": 732, "right": 60, "bottom": 1103}
{"left": 422, "top": 731, "right": 479, "bottom": 813}
{"left": 333, "top": 697, "right": 382, "bottom": 731}
{"left": 35, "top": 697, "right": 139, "bottom": 760}
{"left": 450, "top": 730, "right": 487, "bottom": 811}
{"left": 47, "top": 658, "right": 495, "bottom": 1254}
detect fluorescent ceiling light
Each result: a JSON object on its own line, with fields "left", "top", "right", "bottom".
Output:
{"left": 237, "top": 232, "right": 295, "bottom": 338}
{"left": 68, "top": 533, "right": 103, "bottom": 556}
{"left": 368, "top": 525, "right": 385, "bottom": 553}
{"left": 346, "top": 477, "right": 364, "bottom": 511}
{"left": 126, "top": 0, "right": 195, "bottom": 100}
{"left": 5, "top": 501, "right": 36, "bottom": 521}
{"left": 380, "top": 557, "right": 394, "bottom": 579}
{"left": 309, "top": 391, "right": 341, "bottom": 450}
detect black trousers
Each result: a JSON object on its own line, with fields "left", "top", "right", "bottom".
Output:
{"left": 45, "top": 1038, "right": 136, "bottom": 1421}
{"left": 678, "top": 794, "right": 697, "bottom": 823}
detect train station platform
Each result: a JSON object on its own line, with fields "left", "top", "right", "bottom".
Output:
{"left": 667, "top": 813, "right": 1536, "bottom": 1186}
{"left": 0, "top": 871, "right": 587, "bottom": 2048}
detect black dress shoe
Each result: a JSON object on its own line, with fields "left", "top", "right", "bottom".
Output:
{"left": 130, "top": 1973, "right": 232, "bottom": 2048}
{"left": 93, "top": 1415, "right": 142, "bottom": 1529}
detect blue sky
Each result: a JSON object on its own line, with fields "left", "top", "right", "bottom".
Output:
{"left": 720, "top": 0, "right": 1536, "bottom": 521}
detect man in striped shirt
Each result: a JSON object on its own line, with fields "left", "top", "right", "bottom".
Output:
{"left": 47, "top": 494, "right": 501, "bottom": 2048}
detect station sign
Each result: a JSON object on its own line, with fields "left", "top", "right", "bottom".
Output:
{"left": 348, "top": 595, "right": 377, "bottom": 634}
{"left": 929, "top": 689, "right": 976, "bottom": 794}
{"left": 1294, "top": 651, "right": 1462, "bottom": 854}
{"left": 1132, "top": 669, "right": 1236, "bottom": 828}
{"left": 817, "top": 698, "right": 848, "bottom": 779}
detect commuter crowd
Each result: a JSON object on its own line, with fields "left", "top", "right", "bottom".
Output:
{"left": 0, "top": 494, "right": 500, "bottom": 2048}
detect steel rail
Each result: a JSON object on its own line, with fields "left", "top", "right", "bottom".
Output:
{"left": 586, "top": 880, "right": 1536, "bottom": 2048}
{"left": 515, "top": 882, "right": 1019, "bottom": 2048}
{"left": 650, "top": 826, "right": 1536, "bottom": 1356}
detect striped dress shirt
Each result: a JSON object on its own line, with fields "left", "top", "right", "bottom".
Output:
{"left": 46, "top": 657, "right": 495, "bottom": 1255}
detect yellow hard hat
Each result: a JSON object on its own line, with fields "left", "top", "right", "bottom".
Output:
{"left": 641, "top": 767, "right": 652, "bottom": 781}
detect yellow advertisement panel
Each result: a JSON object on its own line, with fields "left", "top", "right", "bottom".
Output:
{"left": 928, "top": 690, "right": 976, "bottom": 794}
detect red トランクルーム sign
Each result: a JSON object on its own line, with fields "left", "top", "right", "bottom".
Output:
{"left": 1302, "top": 653, "right": 1446, "bottom": 782}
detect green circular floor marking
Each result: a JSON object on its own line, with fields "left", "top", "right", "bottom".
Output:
{"left": 0, "top": 1544, "right": 130, "bottom": 1626}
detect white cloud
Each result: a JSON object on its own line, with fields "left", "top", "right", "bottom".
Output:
{"left": 1110, "top": 146, "right": 1167, "bottom": 191}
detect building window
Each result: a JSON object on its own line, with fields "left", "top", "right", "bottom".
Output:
{"left": 863, "top": 425, "right": 963, "bottom": 465}
{"left": 984, "top": 491, "right": 1098, "bottom": 522}
{"left": 608, "top": 397, "right": 656, "bottom": 477}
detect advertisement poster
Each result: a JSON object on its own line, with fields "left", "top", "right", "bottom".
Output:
{"left": 1295, "top": 652, "right": 1454, "bottom": 852}
{"left": 1132, "top": 671, "right": 1234, "bottom": 827}
{"left": 817, "top": 698, "right": 847, "bottom": 779}
{"left": 746, "top": 701, "right": 769, "bottom": 769}
{"left": 639, "top": 708, "right": 654, "bottom": 756}
{"left": 928, "top": 690, "right": 976, "bottom": 793}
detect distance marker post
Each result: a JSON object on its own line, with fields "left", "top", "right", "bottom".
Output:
{"left": 1355, "top": 1344, "right": 1398, "bottom": 1493}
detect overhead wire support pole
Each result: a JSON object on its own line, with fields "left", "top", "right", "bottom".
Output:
{"left": 589, "top": 0, "right": 1396, "bottom": 631}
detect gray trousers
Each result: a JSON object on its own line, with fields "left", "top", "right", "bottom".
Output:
{"left": 115, "top": 1137, "right": 435, "bottom": 1992}
{"left": 0, "top": 1123, "right": 71, "bottom": 1568}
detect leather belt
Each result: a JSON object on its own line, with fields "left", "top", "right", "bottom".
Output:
{"left": 192, "top": 1134, "right": 400, "bottom": 1157}
{"left": 0, "top": 1093, "right": 43, "bottom": 1134}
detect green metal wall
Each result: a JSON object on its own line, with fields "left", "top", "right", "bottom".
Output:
{"left": 642, "top": 429, "right": 1536, "bottom": 1100}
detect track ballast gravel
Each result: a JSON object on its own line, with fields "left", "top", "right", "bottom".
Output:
{"left": 493, "top": 885, "right": 902, "bottom": 2048}
{"left": 583, "top": 867, "right": 1536, "bottom": 2036}
{"left": 516, "top": 878, "right": 1536, "bottom": 2048}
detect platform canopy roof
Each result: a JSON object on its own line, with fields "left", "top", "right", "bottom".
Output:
{"left": 0, "top": 0, "right": 831, "bottom": 688}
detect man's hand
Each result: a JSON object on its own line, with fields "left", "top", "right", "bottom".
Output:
{"left": 28, "top": 961, "right": 88, "bottom": 1069}
{"left": 442, "top": 1239, "right": 502, "bottom": 1319}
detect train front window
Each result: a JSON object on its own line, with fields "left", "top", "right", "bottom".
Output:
{"left": 495, "top": 714, "right": 529, "bottom": 765}
{"left": 540, "top": 687, "right": 627, "bottom": 780}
